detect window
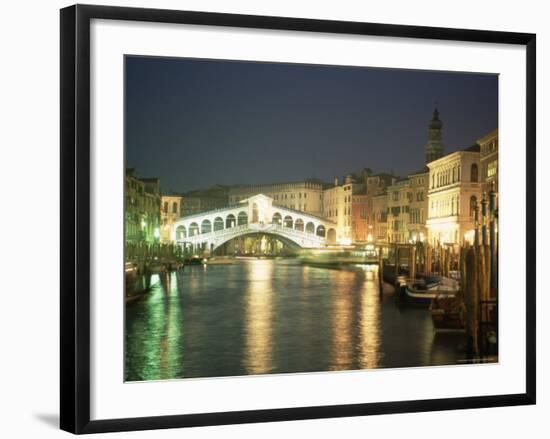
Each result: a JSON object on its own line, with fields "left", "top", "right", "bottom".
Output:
{"left": 487, "top": 160, "right": 498, "bottom": 178}
{"left": 471, "top": 163, "right": 479, "bottom": 182}
{"left": 172, "top": 202, "right": 178, "bottom": 214}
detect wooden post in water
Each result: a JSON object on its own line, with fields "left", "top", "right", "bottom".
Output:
{"left": 410, "top": 245, "right": 417, "bottom": 281}
{"left": 481, "top": 193, "right": 488, "bottom": 246}
{"left": 378, "top": 246, "right": 384, "bottom": 294}
{"left": 394, "top": 244, "right": 399, "bottom": 279}
{"left": 489, "top": 184, "right": 498, "bottom": 295}
{"left": 477, "top": 244, "right": 487, "bottom": 356}
{"left": 465, "top": 246, "right": 479, "bottom": 358}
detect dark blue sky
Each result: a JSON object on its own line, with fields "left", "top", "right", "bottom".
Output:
{"left": 125, "top": 56, "right": 497, "bottom": 193}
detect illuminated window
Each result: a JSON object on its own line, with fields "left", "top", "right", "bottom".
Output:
{"left": 487, "top": 160, "right": 498, "bottom": 178}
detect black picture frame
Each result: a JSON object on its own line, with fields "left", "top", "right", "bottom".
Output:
{"left": 60, "top": 4, "right": 536, "bottom": 434}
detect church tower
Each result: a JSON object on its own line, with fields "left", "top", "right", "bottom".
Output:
{"left": 425, "top": 107, "right": 444, "bottom": 164}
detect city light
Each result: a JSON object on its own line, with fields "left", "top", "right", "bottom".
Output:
{"left": 464, "top": 230, "right": 475, "bottom": 244}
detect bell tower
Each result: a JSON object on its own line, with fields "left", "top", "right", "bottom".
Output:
{"left": 425, "top": 107, "right": 444, "bottom": 164}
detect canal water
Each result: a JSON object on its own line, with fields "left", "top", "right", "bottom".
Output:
{"left": 125, "top": 259, "right": 467, "bottom": 382}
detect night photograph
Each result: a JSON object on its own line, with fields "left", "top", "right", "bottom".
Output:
{"left": 123, "top": 56, "right": 499, "bottom": 381}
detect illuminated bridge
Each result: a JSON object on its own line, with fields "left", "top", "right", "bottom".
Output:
{"left": 172, "top": 194, "right": 337, "bottom": 253}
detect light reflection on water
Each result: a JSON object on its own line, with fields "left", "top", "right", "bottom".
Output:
{"left": 243, "top": 260, "right": 274, "bottom": 374}
{"left": 125, "top": 259, "right": 466, "bottom": 381}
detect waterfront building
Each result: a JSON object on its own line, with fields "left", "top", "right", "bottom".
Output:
{"left": 387, "top": 178, "right": 412, "bottom": 243}
{"left": 478, "top": 128, "right": 499, "bottom": 195}
{"left": 125, "top": 168, "right": 161, "bottom": 243}
{"left": 351, "top": 193, "right": 370, "bottom": 242}
{"left": 372, "top": 191, "right": 389, "bottom": 243}
{"left": 407, "top": 168, "right": 429, "bottom": 243}
{"left": 160, "top": 194, "right": 183, "bottom": 243}
{"left": 365, "top": 173, "right": 395, "bottom": 243}
{"left": 228, "top": 179, "right": 325, "bottom": 216}
{"left": 426, "top": 144, "right": 482, "bottom": 245}
{"left": 322, "top": 175, "right": 363, "bottom": 244}
{"left": 180, "top": 185, "right": 229, "bottom": 216}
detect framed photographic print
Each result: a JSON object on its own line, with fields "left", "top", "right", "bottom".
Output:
{"left": 60, "top": 4, "right": 536, "bottom": 434}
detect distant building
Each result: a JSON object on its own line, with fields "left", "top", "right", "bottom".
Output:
{"left": 366, "top": 173, "right": 394, "bottom": 242}
{"left": 323, "top": 175, "right": 363, "bottom": 244}
{"left": 407, "top": 168, "right": 429, "bottom": 242}
{"left": 425, "top": 107, "right": 445, "bottom": 164}
{"left": 180, "top": 185, "right": 228, "bottom": 216}
{"left": 478, "top": 128, "right": 499, "bottom": 195}
{"left": 351, "top": 193, "right": 370, "bottom": 242}
{"left": 387, "top": 178, "right": 412, "bottom": 243}
{"left": 125, "top": 168, "right": 161, "bottom": 243}
{"left": 426, "top": 144, "right": 482, "bottom": 245}
{"left": 160, "top": 194, "right": 182, "bottom": 243}
{"left": 372, "top": 191, "right": 389, "bottom": 243}
{"left": 228, "top": 180, "right": 325, "bottom": 216}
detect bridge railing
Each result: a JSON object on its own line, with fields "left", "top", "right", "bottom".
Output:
{"left": 180, "top": 222, "right": 326, "bottom": 244}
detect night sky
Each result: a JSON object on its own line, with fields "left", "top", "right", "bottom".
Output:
{"left": 125, "top": 56, "right": 498, "bottom": 193}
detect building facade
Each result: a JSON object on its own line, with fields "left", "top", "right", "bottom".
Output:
{"left": 125, "top": 168, "right": 161, "bottom": 243}
{"left": 228, "top": 180, "right": 325, "bottom": 216}
{"left": 372, "top": 191, "right": 389, "bottom": 243}
{"left": 160, "top": 194, "right": 183, "bottom": 243}
{"left": 426, "top": 145, "right": 482, "bottom": 245}
{"left": 351, "top": 193, "right": 370, "bottom": 242}
{"left": 478, "top": 128, "right": 499, "bottom": 195}
{"left": 180, "top": 185, "right": 228, "bottom": 216}
{"left": 322, "top": 175, "right": 363, "bottom": 245}
{"left": 407, "top": 169, "right": 429, "bottom": 242}
{"left": 386, "top": 178, "right": 412, "bottom": 243}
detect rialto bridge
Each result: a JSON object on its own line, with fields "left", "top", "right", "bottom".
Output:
{"left": 172, "top": 194, "right": 337, "bottom": 254}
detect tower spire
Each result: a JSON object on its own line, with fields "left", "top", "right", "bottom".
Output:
{"left": 425, "top": 106, "right": 444, "bottom": 163}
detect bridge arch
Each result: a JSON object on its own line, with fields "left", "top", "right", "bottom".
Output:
{"left": 305, "top": 221, "right": 315, "bottom": 234}
{"left": 213, "top": 230, "right": 304, "bottom": 252}
{"left": 201, "top": 219, "right": 212, "bottom": 234}
{"left": 316, "top": 225, "right": 326, "bottom": 237}
{"left": 175, "top": 225, "right": 186, "bottom": 239}
{"left": 213, "top": 217, "right": 224, "bottom": 231}
{"left": 283, "top": 215, "right": 293, "bottom": 228}
{"left": 226, "top": 214, "right": 236, "bottom": 228}
{"left": 237, "top": 211, "right": 248, "bottom": 225}
{"left": 189, "top": 222, "right": 199, "bottom": 236}
{"left": 327, "top": 228, "right": 336, "bottom": 244}
{"left": 295, "top": 218, "right": 304, "bottom": 232}
{"left": 272, "top": 212, "right": 282, "bottom": 225}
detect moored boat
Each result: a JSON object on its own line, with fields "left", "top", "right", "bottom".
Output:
{"left": 396, "top": 277, "right": 459, "bottom": 307}
{"left": 430, "top": 295, "right": 466, "bottom": 332}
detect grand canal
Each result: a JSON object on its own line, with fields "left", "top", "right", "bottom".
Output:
{"left": 125, "top": 259, "right": 467, "bottom": 381}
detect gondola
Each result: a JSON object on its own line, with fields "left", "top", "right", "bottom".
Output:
{"left": 396, "top": 277, "right": 459, "bottom": 307}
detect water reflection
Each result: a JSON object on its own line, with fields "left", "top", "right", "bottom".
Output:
{"left": 243, "top": 260, "right": 274, "bottom": 374}
{"left": 125, "top": 259, "right": 467, "bottom": 381}
{"left": 358, "top": 265, "right": 382, "bottom": 369}
{"left": 330, "top": 270, "right": 355, "bottom": 370}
